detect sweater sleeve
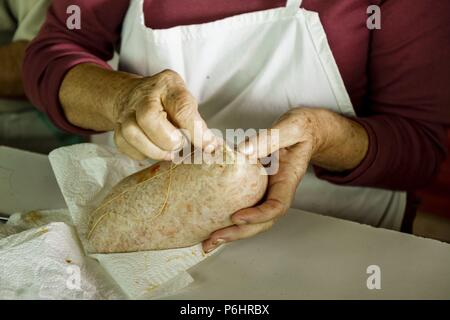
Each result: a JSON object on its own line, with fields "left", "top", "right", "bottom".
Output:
{"left": 316, "top": 0, "right": 450, "bottom": 191}
{"left": 22, "top": 0, "right": 130, "bottom": 134}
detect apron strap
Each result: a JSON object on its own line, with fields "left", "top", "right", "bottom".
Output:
{"left": 285, "top": 0, "right": 302, "bottom": 9}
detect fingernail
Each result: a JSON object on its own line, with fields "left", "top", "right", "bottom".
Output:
{"left": 174, "top": 135, "right": 186, "bottom": 151}
{"left": 205, "top": 143, "right": 216, "bottom": 154}
{"left": 203, "top": 130, "right": 215, "bottom": 144}
{"left": 204, "top": 246, "right": 216, "bottom": 254}
{"left": 205, "top": 239, "right": 226, "bottom": 253}
{"left": 213, "top": 239, "right": 226, "bottom": 246}
{"left": 238, "top": 142, "right": 254, "bottom": 156}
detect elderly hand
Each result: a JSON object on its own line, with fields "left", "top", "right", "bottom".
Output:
{"left": 113, "top": 69, "right": 220, "bottom": 160}
{"left": 202, "top": 108, "right": 369, "bottom": 253}
{"left": 202, "top": 108, "right": 317, "bottom": 253}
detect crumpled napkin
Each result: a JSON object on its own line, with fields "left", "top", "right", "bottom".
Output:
{"left": 48, "top": 143, "right": 212, "bottom": 299}
{"left": 0, "top": 214, "right": 124, "bottom": 300}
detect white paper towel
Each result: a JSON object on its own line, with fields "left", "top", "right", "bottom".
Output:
{"left": 6, "top": 208, "right": 74, "bottom": 230}
{"left": 48, "top": 143, "right": 213, "bottom": 299}
{"left": 0, "top": 224, "right": 22, "bottom": 240}
{"left": 0, "top": 208, "right": 72, "bottom": 240}
{"left": 0, "top": 220, "right": 124, "bottom": 299}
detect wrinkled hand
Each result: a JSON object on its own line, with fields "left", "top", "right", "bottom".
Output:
{"left": 113, "top": 69, "right": 220, "bottom": 160}
{"left": 203, "top": 108, "right": 320, "bottom": 253}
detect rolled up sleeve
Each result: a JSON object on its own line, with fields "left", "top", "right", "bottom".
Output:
{"left": 22, "top": 0, "right": 130, "bottom": 134}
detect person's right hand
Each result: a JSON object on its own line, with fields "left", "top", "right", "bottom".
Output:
{"left": 113, "top": 69, "right": 220, "bottom": 161}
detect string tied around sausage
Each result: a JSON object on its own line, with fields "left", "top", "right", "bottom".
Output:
{"left": 86, "top": 144, "right": 237, "bottom": 240}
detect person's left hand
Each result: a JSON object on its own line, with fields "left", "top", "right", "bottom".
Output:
{"left": 202, "top": 108, "right": 321, "bottom": 253}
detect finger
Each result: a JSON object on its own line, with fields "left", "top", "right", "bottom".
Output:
{"left": 135, "top": 99, "right": 185, "bottom": 152}
{"left": 238, "top": 116, "right": 304, "bottom": 158}
{"left": 162, "top": 84, "right": 221, "bottom": 153}
{"left": 202, "top": 221, "right": 275, "bottom": 253}
{"left": 232, "top": 146, "right": 311, "bottom": 225}
{"left": 232, "top": 197, "right": 288, "bottom": 226}
{"left": 120, "top": 115, "right": 173, "bottom": 161}
{"left": 114, "top": 126, "right": 147, "bottom": 161}
{"left": 232, "top": 176, "right": 296, "bottom": 225}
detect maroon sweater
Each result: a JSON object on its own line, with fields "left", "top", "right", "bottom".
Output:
{"left": 23, "top": 0, "right": 450, "bottom": 191}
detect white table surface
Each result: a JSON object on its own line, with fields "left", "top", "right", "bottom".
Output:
{"left": 0, "top": 146, "right": 66, "bottom": 215}
{"left": 165, "top": 209, "right": 450, "bottom": 299}
{"left": 1, "top": 147, "right": 450, "bottom": 299}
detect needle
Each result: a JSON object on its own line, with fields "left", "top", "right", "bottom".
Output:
{"left": 0, "top": 213, "right": 9, "bottom": 223}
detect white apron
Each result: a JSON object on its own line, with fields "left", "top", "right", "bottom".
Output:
{"left": 119, "top": 0, "right": 407, "bottom": 230}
